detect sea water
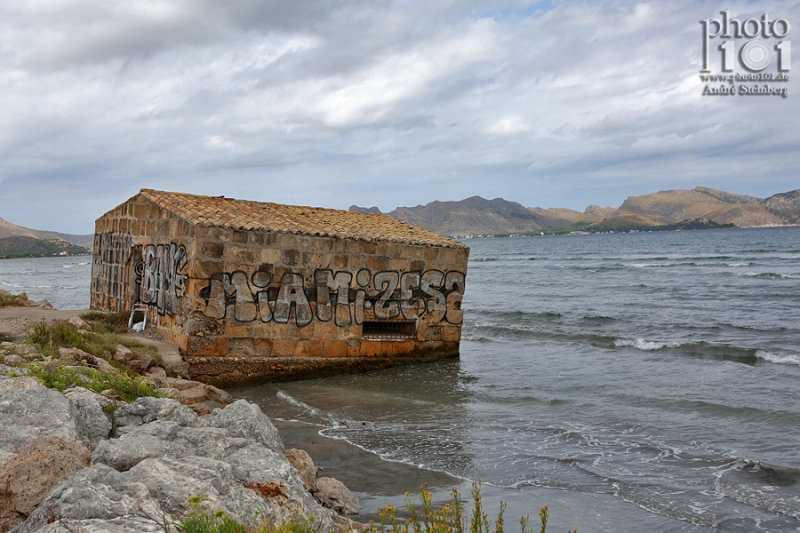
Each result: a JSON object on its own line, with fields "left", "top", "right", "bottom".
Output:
{"left": 236, "top": 227, "right": 800, "bottom": 532}
{"left": 0, "top": 255, "right": 91, "bottom": 309}
{"left": 3, "top": 229, "right": 800, "bottom": 531}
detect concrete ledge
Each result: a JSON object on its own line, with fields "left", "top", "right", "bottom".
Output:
{"left": 188, "top": 350, "right": 460, "bottom": 386}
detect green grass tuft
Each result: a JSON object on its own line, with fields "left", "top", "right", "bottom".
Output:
{"left": 24, "top": 363, "right": 166, "bottom": 402}
{"left": 0, "top": 291, "right": 29, "bottom": 308}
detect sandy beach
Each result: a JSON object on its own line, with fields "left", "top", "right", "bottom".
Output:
{"left": 0, "top": 306, "right": 88, "bottom": 340}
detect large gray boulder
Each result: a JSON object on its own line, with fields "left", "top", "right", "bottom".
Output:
{"left": 0, "top": 383, "right": 76, "bottom": 455}
{"left": 13, "top": 463, "right": 166, "bottom": 533}
{"left": 68, "top": 395, "right": 112, "bottom": 451}
{"left": 86, "top": 397, "right": 335, "bottom": 531}
{"left": 112, "top": 397, "right": 200, "bottom": 430}
{"left": 3, "top": 386, "right": 342, "bottom": 533}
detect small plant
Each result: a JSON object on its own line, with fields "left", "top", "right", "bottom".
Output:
{"left": 374, "top": 483, "right": 551, "bottom": 533}
{"left": 25, "top": 320, "right": 161, "bottom": 365}
{"left": 0, "top": 291, "right": 28, "bottom": 308}
{"left": 80, "top": 310, "right": 131, "bottom": 333}
{"left": 173, "top": 497, "right": 316, "bottom": 533}
{"left": 24, "top": 363, "right": 166, "bottom": 402}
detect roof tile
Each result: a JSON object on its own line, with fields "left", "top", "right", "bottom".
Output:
{"left": 137, "top": 189, "right": 466, "bottom": 249}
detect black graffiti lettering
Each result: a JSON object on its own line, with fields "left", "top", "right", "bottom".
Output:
{"left": 202, "top": 273, "right": 234, "bottom": 319}
{"left": 420, "top": 269, "right": 446, "bottom": 322}
{"left": 198, "top": 267, "right": 465, "bottom": 327}
{"left": 400, "top": 272, "right": 425, "bottom": 319}
{"left": 252, "top": 271, "right": 273, "bottom": 323}
{"left": 315, "top": 269, "right": 353, "bottom": 325}
{"left": 91, "top": 232, "right": 134, "bottom": 311}
{"left": 231, "top": 271, "right": 257, "bottom": 322}
{"left": 140, "top": 243, "right": 188, "bottom": 315}
{"left": 354, "top": 289, "right": 366, "bottom": 325}
{"left": 373, "top": 271, "right": 400, "bottom": 319}
{"left": 444, "top": 271, "right": 465, "bottom": 324}
{"left": 273, "top": 272, "right": 313, "bottom": 326}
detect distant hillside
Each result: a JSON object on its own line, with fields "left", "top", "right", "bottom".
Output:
{"left": 0, "top": 217, "right": 92, "bottom": 246}
{"left": 0, "top": 236, "right": 89, "bottom": 259}
{"left": 597, "top": 187, "right": 786, "bottom": 230}
{"left": 351, "top": 186, "right": 800, "bottom": 237}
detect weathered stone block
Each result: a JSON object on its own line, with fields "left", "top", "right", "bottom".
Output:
{"left": 360, "top": 341, "right": 388, "bottom": 357}
{"left": 314, "top": 321, "right": 338, "bottom": 340}
{"left": 368, "top": 256, "right": 389, "bottom": 271}
{"left": 309, "top": 340, "right": 324, "bottom": 357}
{"left": 254, "top": 339, "right": 272, "bottom": 356}
{"left": 272, "top": 339, "right": 296, "bottom": 357}
{"left": 293, "top": 341, "right": 310, "bottom": 357}
{"left": 229, "top": 338, "right": 255, "bottom": 356}
{"left": 323, "top": 340, "right": 347, "bottom": 357}
{"left": 260, "top": 248, "right": 281, "bottom": 264}
{"left": 226, "top": 245, "right": 256, "bottom": 264}
{"left": 442, "top": 327, "right": 462, "bottom": 342}
{"left": 391, "top": 341, "right": 417, "bottom": 356}
{"left": 282, "top": 249, "right": 300, "bottom": 266}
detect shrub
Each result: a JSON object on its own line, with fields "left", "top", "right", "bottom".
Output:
{"left": 376, "top": 484, "right": 554, "bottom": 533}
{"left": 0, "top": 291, "right": 28, "bottom": 308}
{"left": 24, "top": 363, "right": 166, "bottom": 402}
{"left": 173, "top": 486, "right": 559, "bottom": 533}
{"left": 25, "top": 320, "right": 161, "bottom": 365}
{"left": 80, "top": 310, "right": 131, "bottom": 333}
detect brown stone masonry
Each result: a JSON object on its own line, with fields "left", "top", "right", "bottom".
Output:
{"left": 91, "top": 190, "right": 469, "bottom": 384}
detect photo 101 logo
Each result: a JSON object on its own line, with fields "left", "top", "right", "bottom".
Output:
{"left": 700, "top": 10, "right": 790, "bottom": 98}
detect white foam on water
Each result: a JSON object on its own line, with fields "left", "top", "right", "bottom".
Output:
{"left": 275, "top": 391, "right": 335, "bottom": 423}
{"left": 614, "top": 338, "right": 684, "bottom": 351}
{"left": 755, "top": 350, "right": 800, "bottom": 366}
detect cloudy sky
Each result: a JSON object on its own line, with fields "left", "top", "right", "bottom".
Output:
{"left": 1, "top": 0, "right": 798, "bottom": 234}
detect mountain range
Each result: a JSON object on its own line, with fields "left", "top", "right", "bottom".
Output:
{"left": 1, "top": 186, "right": 798, "bottom": 258}
{"left": 352, "top": 186, "right": 800, "bottom": 237}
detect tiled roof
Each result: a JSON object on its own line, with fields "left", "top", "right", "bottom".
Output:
{"left": 138, "top": 189, "right": 466, "bottom": 249}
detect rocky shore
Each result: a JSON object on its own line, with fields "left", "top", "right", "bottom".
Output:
{"left": 0, "top": 373, "right": 364, "bottom": 533}
{"left": 0, "top": 307, "right": 365, "bottom": 533}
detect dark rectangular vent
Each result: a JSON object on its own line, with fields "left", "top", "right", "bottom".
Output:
{"left": 362, "top": 320, "right": 416, "bottom": 341}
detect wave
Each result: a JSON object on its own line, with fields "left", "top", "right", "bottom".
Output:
{"left": 718, "top": 322, "right": 787, "bottom": 333}
{"left": 625, "top": 262, "right": 697, "bottom": 268}
{"left": 614, "top": 338, "right": 684, "bottom": 351}
{"left": 275, "top": 391, "right": 337, "bottom": 425}
{"left": 721, "top": 271, "right": 800, "bottom": 280}
{"left": 755, "top": 350, "right": 800, "bottom": 366}
{"left": 466, "top": 323, "right": 788, "bottom": 368}
{"left": 713, "top": 458, "right": 800, "bottom": 520}
{"left": 582, "top": 315, "right": 615, "bottom": 322}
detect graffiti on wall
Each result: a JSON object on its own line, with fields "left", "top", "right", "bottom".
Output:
{"left": 91, "top": 232, "right": 133, "bottom": 310}
{"left": 200, "top": 268, "right": 465, "bottom": 327}
{"left": 137, "top": 243, "right": 188, "bottom": 315}
{"left": 93, "top": 234, "right": 189, "bottom": 315}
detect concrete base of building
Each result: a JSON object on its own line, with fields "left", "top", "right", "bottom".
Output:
{"left": 188, "top": 350, "right": 460, "bottom": 386}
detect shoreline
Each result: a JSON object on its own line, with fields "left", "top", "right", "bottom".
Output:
{"left": 262, "top": 418, "right": 716, "bottom": 532}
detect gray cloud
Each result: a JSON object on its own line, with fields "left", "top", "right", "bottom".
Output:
{"left": 0, "top": 0, "right": 797, "bottom": 233}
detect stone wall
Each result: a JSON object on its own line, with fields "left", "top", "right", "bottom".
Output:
{"left": 92, "top": 195, "right": 469, "bottom": 384}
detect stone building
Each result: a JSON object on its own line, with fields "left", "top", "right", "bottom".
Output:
{"left": 91, "top": 189, "right": 469, "bottom": 384}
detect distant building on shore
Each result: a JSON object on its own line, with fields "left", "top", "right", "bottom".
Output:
{"left": 91, "top": 189, "right": 469, "bottom": 384}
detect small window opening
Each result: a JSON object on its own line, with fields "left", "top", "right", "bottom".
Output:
{"left": 362, "top": 320, "right": 416, "bottom": 341}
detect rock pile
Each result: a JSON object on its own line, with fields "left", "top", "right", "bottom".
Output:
{"left": 0, "top": 291, "right": 51, "bottom": 310}
{"left": 0, "top": 376, "right": 364, "bottom": 533}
